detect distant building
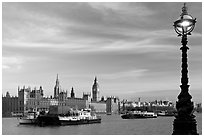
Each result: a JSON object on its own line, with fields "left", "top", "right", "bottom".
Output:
{"left": 83, "top": 92, "right": 91, "bottom": 102}
{"left": 58, "top": 89, "right": 88, "bottom": 111}
{"left": 2, "top": 92, "right": 18, "bottom": 117}
{"left": 106, "top": 96, "right": 120, "bottom": 115}
{"left": 195, "top": 103, "right": 202, "bottom": 113}
{"left": 26, "top": 75, "right": 90, "bottom": 113}
{"left": 2, "top": 75, "right": 120, "bottom": 116}
{"left": 22, "top": 86, "right": 44, "bottom": 112}
{"left": 18, "top": 86, "right": 32, "bottom": 113}
{"left": 83, "top": 92, "right": 91, "bottom": 108}
{"left": 59, "top": 90, "right": 67, "bottom": 101}
{"left": 90, "top": 102, "right": 106, "bottom": 113}
{"left": 120, "top": 99, "right": 175, "bottom": 113}
{"left": 92, "top": 77, "right": 100, "bottom": 102}
{"left": 17, "top": 86, "right": 89, "bottom": 114}
{"left": 90, "top": 77, "right": 120, "bottom": 114}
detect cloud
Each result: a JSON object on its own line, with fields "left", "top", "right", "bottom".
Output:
{"left": 2, "top": 56, "right": 24, "bottom": 70}
{"left": 89, "top": 2, "right": 155, "bottom": 17}
{"left": 3, "top": 2, "right": 201, "bottom": 54}
{"left": 101, "top": 69, "right": 148, "bottom": 80}
{"left": 2, "top": 65, "right": 10, "bottom": 70}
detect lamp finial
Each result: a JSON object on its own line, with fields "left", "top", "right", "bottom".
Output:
{"left": 181, "top": 3, "right": 188, "bottom": 16}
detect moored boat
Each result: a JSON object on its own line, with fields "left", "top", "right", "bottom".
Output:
{"left": 18, "top": 111, "right": 38, "bottom": 124}
{"left": 37, "top": 108, "right": 101, "bottom": 126}
{"left": 58, "top": 109, "right": 101, "bottom": 126}
{"left": 157, "top": 111, "right": 175, "bottom": 116}
{"left": 121, "top": 111, "right": 157, "bottom": 119}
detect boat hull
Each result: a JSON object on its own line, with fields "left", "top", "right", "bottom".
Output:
{"left": 157, "top": 111, "right": 175, "bottom": 117}
{"left": 60, "top": 118, "right": 101, "bottom": 126}
{"left": 121, "top": 112, "right": 157, "bottom": 119}
{"left": 36, "top": 115, "right": 61, "bottom": 126}
{"left": 36, "top": 115, "right": 101, "bottom": 126}
{"left": 19, "top": 118, "right": 37, "bottom": 124}
{"left": 157, "top": 114, "right": 175, "bottom": 117}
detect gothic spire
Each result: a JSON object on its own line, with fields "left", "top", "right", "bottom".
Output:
{"left": 94, "top": 76, "right": 97, "bottom": 83}
{"left": 54, "top": 74, "right": 60, "bottom": 98}
{"left": 71, "top": 87, "right": 75, "bottom": 98}
{"left": 56, "top": 74, "right": 59, "bottom": 85}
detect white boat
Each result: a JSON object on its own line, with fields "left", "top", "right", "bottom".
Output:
{"left": 18, "top": 111, "right": 38, "bottom": 124}
{"left": 157, "top": 111, "right": 175, "bottom": 116}
{"left": 58, "top": 109, "right": 101, "bottom": 125}
{"left": 121, "top": 111, "right": 157, "bottom": 119}
{"left": 11, "top": 112, "right": 23, "bottom": 117}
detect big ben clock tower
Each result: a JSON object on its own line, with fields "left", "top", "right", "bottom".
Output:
{"left": 92, "top": 77, "right": 100, "bottom": 102}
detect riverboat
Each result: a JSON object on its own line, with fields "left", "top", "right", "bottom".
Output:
{"left": 11, "top": 112, "right": 23, "bottom": 117}
{"left": 121, "top": 111, "right": 157, "bottom": 119}
{"left": 37, "top": 109, "right": 101, "bottom": 126}
{"left": 157, "top": 111, "right": 175, "bottom": 116}
{"left": 18, "top": 111, "right": 38, "bottom": 124}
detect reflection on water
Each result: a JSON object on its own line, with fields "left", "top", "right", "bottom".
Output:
{"left": 2, "top": 113, "right": 202, "bottom": 135}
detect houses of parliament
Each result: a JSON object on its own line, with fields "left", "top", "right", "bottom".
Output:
{"left": 2, "top": 75, "right": 119, "bottom": 117}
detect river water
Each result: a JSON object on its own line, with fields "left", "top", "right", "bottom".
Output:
{"left": 2, "top": 113, "right": 202, "bottom": 135}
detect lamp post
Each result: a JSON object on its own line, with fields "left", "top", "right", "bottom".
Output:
{"left": 172, "top": 3, "right": 198, "bottom": 135}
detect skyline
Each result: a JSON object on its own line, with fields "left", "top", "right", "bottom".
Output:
{"left": 2, "top": 2, "right": 202, "bottom": 103}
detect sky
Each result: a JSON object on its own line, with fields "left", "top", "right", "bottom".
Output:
{"left": 2, "top": 2, "right": 202, "bottom": 103}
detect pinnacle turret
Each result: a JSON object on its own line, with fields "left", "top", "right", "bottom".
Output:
{"left": 54, "top": 74, "right": 60, "bottom": 98}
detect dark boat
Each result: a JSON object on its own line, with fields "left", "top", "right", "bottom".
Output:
{"left": 121, "top": 111, "right": 157, "bottom": 119}
{"left": 36, "top": 114, "right": 61, "bottom": 126}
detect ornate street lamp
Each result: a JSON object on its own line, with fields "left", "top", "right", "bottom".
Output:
{"left": 172, "top": 3, "right": 198, "bottom": 135}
